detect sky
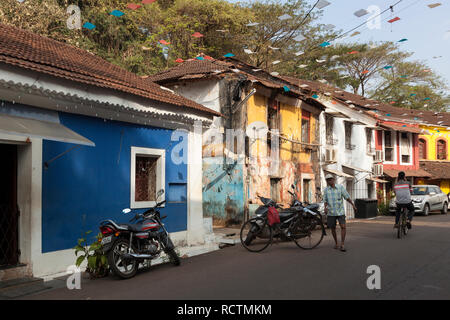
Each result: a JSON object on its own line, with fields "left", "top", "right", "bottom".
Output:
{"left": 227, "top": 0, "right": 450, "bottom": 93}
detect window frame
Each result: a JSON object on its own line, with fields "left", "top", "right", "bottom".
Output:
{"left": 436, "top": 138, "right": 448, "bottom": 160}
{"left": 418, "top": 138, "right": 427, "bottom": 160}
{"left": 301, "top": 110, "right": 311, "bottom": 144}
{"left": 399, "top": 132, "right": 413, "bottom": 165}
{"left": 382, "top": 130, "right": 397, "bottom": 164}
{"left": 130, "top": 146, "right": 166, "bottom": 209}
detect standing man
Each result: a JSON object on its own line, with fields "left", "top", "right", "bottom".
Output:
{"left": 323, "top": 174, "right": 357, "bottom": 252}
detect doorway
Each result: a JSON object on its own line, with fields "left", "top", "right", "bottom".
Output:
{"left": 0, "top": 144, "right": 19, "bottom": 268}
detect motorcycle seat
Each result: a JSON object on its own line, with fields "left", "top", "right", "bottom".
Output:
{"left": 119, "top": 223, "right": 142, "bottom": 232}
{"left": 306, "top": 204, "right": 319, "bottom": 211}
{"left": 278, "top": 210, "right": 297, "bottom": 219}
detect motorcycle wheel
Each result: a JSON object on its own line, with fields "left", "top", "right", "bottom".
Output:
{"left": 166, "top": 248, "right": 181, "bottom": 266}
{"left": 108, "top": 239, "right": 138, "bottom": 279}
{"left": 240, "top": 217, "right": 273, "bottom": 252}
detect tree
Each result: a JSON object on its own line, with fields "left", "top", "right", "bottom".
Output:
{"left": 370, "top": 60, "right": 450, "bottom": 112}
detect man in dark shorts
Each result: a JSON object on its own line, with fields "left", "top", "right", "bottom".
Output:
{"left": 323, "top": 174, "right": 357, "bottom": 252}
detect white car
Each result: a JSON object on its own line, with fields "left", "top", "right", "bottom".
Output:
{"left": 389, "top": 185, "right": 449, "bottom": 216}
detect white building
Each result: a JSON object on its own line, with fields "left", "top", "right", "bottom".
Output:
{"left": 317, "top": 97, "right": 381, "bottom": 218}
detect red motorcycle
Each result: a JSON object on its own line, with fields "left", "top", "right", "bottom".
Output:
{"left": 99, "top": 189, "right": 180, "bottom": 279}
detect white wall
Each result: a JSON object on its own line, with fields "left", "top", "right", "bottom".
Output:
{"left": 319, "top": 99, "right": 378, "bottom": 218}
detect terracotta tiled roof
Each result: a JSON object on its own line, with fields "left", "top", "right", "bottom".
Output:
{"left": 0, "top": 23, "right": 220, "bottom": 117}
{"left": 149, "top": 57, "right": 317, "bottom": 106}
{"left": 383, "top": 168, "right": 432, "bottom": 178}
{"left": 148, "top": 59, "right": 231, "bottom": 83}
{"left": 420, "top": 161, "right": 450, "bottom": 180}
{"left": 281, "top": 75, "right": 450, "bottom": 127}
{"left": 380, "top": 123, "right": 422, "bottom": 134}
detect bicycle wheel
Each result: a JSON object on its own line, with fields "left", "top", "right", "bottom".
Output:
{"left": 402, "top": 214, "right": 408, "bottom": 237}
{"left": 292, "top": 215, "right": 325, "bottom": 250}
{"left": 240, "top": 217, "right": 273, "bottom": 252}
{"left": 397, "top": 216, "right": 402, "bottom": 239}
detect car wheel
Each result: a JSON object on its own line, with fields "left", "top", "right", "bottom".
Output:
{"left": 423, "top": 204, "right": 430, "bottom": 216}
{"left": 442, "top": 202, "right": 448, "bottom": 215}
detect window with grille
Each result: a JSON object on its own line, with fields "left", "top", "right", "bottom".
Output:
{"left": 437, "top": 139, "right": 447, "bottom": 160}
{"left": 130, "top": 147, "right": 165, "bottom": 208}
{"left": 419, "top": 139, "right": 427, "bottom": 160}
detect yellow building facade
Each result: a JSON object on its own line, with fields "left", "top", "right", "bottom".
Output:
{"left": 416, "top": 125, "right": 450, "bottom": 194}
{"left": 246, "top": 92, "right": 320, "bottom": 205}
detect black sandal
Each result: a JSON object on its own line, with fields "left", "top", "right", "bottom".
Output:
{"left": 340, "top": 246, "right": 347, "bottom": 252}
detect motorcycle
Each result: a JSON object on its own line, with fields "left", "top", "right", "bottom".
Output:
{"left": 248, "top": 184, "right": 325, "bottom": 242}
{"left": 99, "top": 189, "right": 180, "bottom": 279}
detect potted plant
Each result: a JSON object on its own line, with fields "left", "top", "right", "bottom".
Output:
{"left": 74, "top": 231, "right": 109, "bottom": 279}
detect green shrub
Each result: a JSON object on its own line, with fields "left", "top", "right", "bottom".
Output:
{"left": 74, "top": 230, "right": 109, "bottom": 278}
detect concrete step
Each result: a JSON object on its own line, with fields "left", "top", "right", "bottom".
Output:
{"left": 0, "top": 276, "right": 43, "bottom": 291}
{"left": 0, "top": 277, "right": 51, "bottom": 300}
{"left": 213, "top": 228, "right": 241, "bottom": 245}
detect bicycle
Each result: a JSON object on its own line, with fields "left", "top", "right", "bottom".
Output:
{"left": 240, "top": 195, "right": 326, "bottom": 252}
{"left": 397, "top": 206, "right": 409, "bottom": 239}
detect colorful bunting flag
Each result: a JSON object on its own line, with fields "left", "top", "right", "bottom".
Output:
{"left": 316, "top": 0, "right": 331, "bottom": 9}
{"left": 428, "top": 3, "right": 442, "bottom": 9}
{"left": 110, "top": 10, "right": 124, "bottom": 17}
{"left": 278, "top": 14, "right": 292, "bottom": 21}
{"left": 294, "top": 34, "right": 306, "bottom": 42}
{"left": 388, "top": 17, "right": 400, "bottom": 23}
{"left": 398, "top": 38, "right": 408, "bottom": 42}
{"left": 283, "top": 86, "right": 290, "bottom": 92}
{"left": 142, "top": 0, "right": 157, "bottom": 4}
{"left": 384, "top": 66, "right": 393, "bottom": 69}
{"left": 83, "top": 22, "right": 96, "bottom": 30}
{"left": 354, "top": 9, "right": 369, "bottom": 17}
{"left": 159, "top": 40, "right": 170, "bottom": 45}
{"left": 224, "top": 53, "right": 235, "bottom": 57}
{"left": 175, "top": 58, "right": 184, "bottom": 63}
{"left": 127, "top": 3, "right": 141, "bottom": 10}
{"left": 319, "top": 41, "right": 331, "bottom": 47}
{"left": 192, "top": 32, "right": 204, "bottom": 38}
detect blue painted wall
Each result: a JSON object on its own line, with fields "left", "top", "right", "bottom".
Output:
{"left": 202, "top": 158, "right": 245, "bottom": 224}
{"left": 42, "top": 112, "right": 187, "bottom": 253}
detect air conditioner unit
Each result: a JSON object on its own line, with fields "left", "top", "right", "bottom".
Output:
{"left": 372, "top": 164, "right": 383, "bottom": 176}
{"left": 374, "top": 150, "right": 384, "bottom": 163}
{"left": 325, "top": 148, "right": 337, "bottom": 163}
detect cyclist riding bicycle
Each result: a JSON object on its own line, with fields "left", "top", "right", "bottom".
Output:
{"left": 393, "top": 171, "right": 414, "bottom": 229}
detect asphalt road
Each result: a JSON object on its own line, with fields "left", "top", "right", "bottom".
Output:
{"left": 21, "top": 214, "right": 450, "bottom": 300}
